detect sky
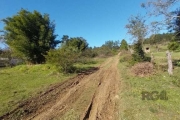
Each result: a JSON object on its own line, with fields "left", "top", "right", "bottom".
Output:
{"left": 0, "top": 0, "right": 148, "bottom": 47}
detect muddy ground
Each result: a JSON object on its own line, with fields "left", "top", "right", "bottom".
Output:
{"left": 1, "top": 55, "right": 120, "bottom": 120}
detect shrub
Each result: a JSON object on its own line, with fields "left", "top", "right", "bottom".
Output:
{"left": 130, "top": 42, "right": 151, "bottom": 65}
{"left": 119, "top": 51, "right": 132, "bottom": 63}
{"left": 132, "top": 42, "right": 146, "bottom": 62}
{"left": 168, "top": 41, "right": 180, "bottom": 51}
{"left": 45, "top": 47, "right": 80, "bottom": 73}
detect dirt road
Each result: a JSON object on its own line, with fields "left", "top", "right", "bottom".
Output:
{"left": 1, "top": 55, "right": 120, "bottom": 120}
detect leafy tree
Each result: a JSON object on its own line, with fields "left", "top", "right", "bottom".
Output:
{"left": 120, "top": 39, "right": 128, "bottom": 50}
{"left": 2, "top": 9, "right": 59, "bottom": 64}
{"left": 103, "top": 40, "right": 120, "bottom": 50}
{"left": 61, "top": 36, "right": 88, "bottom": 52}
{"left": 61, "top": 35, "right": 69, "bottom": 43}
{"left": 96, "top": 40, "right": 120, "bottom": 56}
{"left": 102, "top": 41, "right": 114, "bottom": 49}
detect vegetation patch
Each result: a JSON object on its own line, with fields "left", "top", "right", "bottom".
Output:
{"left": 131, "top": 62, "right": 154, "bottom": 77}
{"left": 0, "top": 64, "right": 73, "bottom": 116}
{"left": 118, "top": 52, "right": 180, "bottom": 120}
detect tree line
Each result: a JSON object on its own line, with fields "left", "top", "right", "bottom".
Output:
{"left": 0, "top": 9, "right": 129, "bottom": 72}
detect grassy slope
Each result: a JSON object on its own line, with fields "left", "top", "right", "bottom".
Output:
{"left": 118, "top": 46, "right": 180, "bottom": 119}
{"left": 0, "top": 57, "right": 105, "bottom": 117}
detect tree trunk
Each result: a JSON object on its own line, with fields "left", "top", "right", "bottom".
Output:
{"left": 166, "top": 51, "right": 173, "bottom": 75}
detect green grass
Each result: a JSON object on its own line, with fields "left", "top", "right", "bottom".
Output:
{"left": 118, "top": 53, "right": 180, "bottom": 119}
{"left": 0, "top": 57, "right": 105, "bottom": 117}
{"left": 0, "top": 64, "right": 75, "bottom": 116}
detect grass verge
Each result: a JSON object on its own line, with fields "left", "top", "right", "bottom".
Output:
{"left": 118, "top": 57, "right": 180, "bottom": 119}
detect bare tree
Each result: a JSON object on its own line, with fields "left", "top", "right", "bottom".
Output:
{"left": 142, "top": 0, "right": 180, "bottom": 29}
{"left": 126, "top": 14, "right": 148, "bottom": 44}
{"left": 126, "top": 15, "right": 148, "bottom": 62}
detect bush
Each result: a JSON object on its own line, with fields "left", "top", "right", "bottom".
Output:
{"left": 130, "top": 42, "right": 151, "bottom": 65}
{"left": 81, "top": 49, "right": 98, "bottom": 58}
{"left": 119, "top": 51, "right": 132, "bottom": 63}
{"left": 132, "top": 42, "right": 145, "bottom": 62}
{"left": 45, "top": 47, "right": 80, "bottom": 73}
{"left": 168, "top": 41, "right": 180, "bottom": 51}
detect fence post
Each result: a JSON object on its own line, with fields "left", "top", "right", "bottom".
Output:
{"left": 166, "top": 51, "right": 173, "bottom": 75}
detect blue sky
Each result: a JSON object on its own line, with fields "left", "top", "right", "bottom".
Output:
{"left": 0, "top": 0, "right": 148, "bottom": 47}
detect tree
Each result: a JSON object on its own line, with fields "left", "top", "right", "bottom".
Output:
{"left": 61, "top": 35, "right": 69, "bottom": 43}
{"left": 126, "top": 15, "right": 148, "bottom": 44}
{"left": 142, "top": 0, "right": 180, "bottom": 33}
{"left": 120, "top": 39, "right": 128, "bottom": 50}
{"left": 169, "top": 9, "right": 180, "bottom": 40}
{"left": 132, "top": 42, "right": 146, "bottom": 62}
{"left": 0, "top": 30, "right": 4, "bottom": 42}
{"left": 0, "top": 30, "right": 6, "bottom": 48}
{"left": 167, "top": 9, "right": 180, "bottom": 51}
{"left": 2, "top": 9, "right": 59, "bottom": 64}
{"left": 126, "top": 15, "right": 148, "bottom": 62}
{"left": 102, "top": 40, "right": 120, "bottom": 50}
{"left": 61, "top": 36, "right": 88, "bottom": 52}
{"left": 142, "top": 0, "right": 179, "bottom": 16}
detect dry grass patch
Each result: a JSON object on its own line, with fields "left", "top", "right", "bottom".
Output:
{"left": 131, "top": 62, "right": 154, "bottom": 77}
